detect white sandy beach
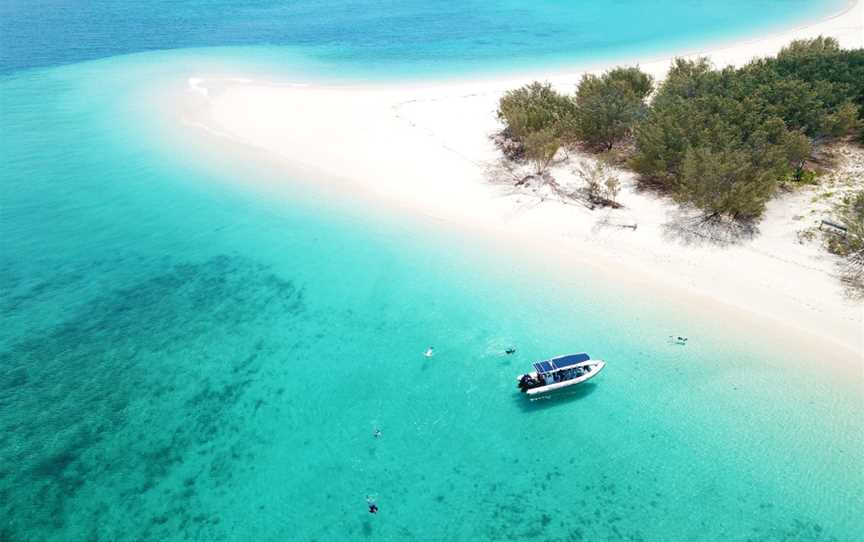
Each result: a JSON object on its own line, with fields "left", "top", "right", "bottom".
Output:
{"left": 179, "top": 1, "right": 864, "bottom": 357}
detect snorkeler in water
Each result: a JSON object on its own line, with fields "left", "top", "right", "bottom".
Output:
{"left": 424, "top": 346, "right": 434, "bottom": 358}
{"left": 366, "top": 496, "right": 378, "bottom": 514}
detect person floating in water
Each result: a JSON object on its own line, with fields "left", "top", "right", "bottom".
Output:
{"left": 366, "top": 496, "right": 378, "bottom": 514}
{"left": 424, "top": 346, "right": 434, "bottom": 358}
{"left": 373, "top": 428, "right": 382, "bottom": 438}
{"left": 669, "top": 335, "right": 688, "bottom": 345}
{"left": 505, "top": 347, "right": 517, "bottom": 355}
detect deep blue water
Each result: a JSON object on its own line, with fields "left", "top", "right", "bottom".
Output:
{"left": 0, "top": 0, "right": 850, "bottom": 79}
{"left": 1, "top": 2, "right": 863, "bottom": 541}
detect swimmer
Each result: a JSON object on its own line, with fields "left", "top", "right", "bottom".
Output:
{"left": 668, "top": 335, "right": 689, "bottom": 345}
{"left": 505, "top": 347, "right": 516, "bottom": 355}
{"left": 424, "top": 346, "right": 434, "bottom": 358}
{"left": 366, "top": 496, "right": 378, "bottom": 514}
{"left": 373, "top": 428, "right": 382, "bottom": 438}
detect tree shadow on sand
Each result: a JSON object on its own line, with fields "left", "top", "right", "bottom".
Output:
{"left": 482, "top": 155, "right": 524, "bottom": 191}
{"left": 482, "top": 154, "right": 594, "bottom": 211}
{"left": 838, "top": 257, "right": 864, "bottom": 300}
{"left": 661, "top": 207, "right": 759, "bottom": 248}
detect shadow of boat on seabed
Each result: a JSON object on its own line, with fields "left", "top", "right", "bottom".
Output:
{"left": 512, "top": 382, "right": 598, "bottom": 412}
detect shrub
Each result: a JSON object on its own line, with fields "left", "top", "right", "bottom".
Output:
{"left": 575, "top": 159, "right": 621, "bottom": 207}
{"left": 828, "top": 191, "right": 864, "bottom": 257}
{"left": 523, "top": 128, "right": 561, "bottom": 174}
{"left": 497, "top": 82, "right": 576, "bottom": 144}
{"left": 572, "top": 67, "right": 653, "bottom": 150}
{"left": 828, "top": 190, "right": 864, "bottom": 294}
{"left": 632, "top": 40, "right": 860, "bottom": 219}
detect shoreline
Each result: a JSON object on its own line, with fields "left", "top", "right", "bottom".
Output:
{"left": 521, "top": 0, "right": 861, "bottom": 90}
{"left": 394, "top": 0, "right": 862, "bottom": 90}
{"left": 174, "top": 1, "right": 864, "bottom": 357}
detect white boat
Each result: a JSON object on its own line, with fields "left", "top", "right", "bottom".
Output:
{"left": 517, "top": 353, "right": 605, "bottom": 395}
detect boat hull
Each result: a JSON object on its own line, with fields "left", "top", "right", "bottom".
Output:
{"left": 518, "top": 360, "right": 605, "bottom": 395}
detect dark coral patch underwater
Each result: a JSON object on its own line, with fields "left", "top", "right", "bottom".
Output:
{"left": 0, "top": 254, "right": 306, "bottom": 541}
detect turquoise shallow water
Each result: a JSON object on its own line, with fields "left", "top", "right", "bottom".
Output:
{"left": 2, "top": 2, "right": 863, "bottom": 541}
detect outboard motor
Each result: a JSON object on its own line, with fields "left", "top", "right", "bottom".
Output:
{"left": 518, "top": 374, "right": 540, "bottom": 393}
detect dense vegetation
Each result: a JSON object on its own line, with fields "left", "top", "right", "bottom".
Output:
{"left": 497, "top": 82, "right": 576, "bottom": 172}
{"left": 828, "top": 190, "right": 864, "bottom": 292}
{"left": 634, "top": 37, "right": 862, "bottom": 219}
{"left": 497, "top": 37, "right": 863, "bottom": 219}
{"left": 572, "top": 67, "right": 653, "bottom": 150}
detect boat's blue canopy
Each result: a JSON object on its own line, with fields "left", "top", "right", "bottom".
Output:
{"left": 533, "top": 353, "right": 590, "bottom": 374}
{"left": 533, "top": 360, "right": 555, "bottom": 373}
{"left": 553, "top": 353, "right": 590, "bottom": 368}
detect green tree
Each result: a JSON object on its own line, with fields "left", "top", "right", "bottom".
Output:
{"left": 774, "top": 37, "right": 864, "bottom": 114}
{"left": 777, "top": 36, "right": 840, "bottom": 60}
{"left": 497, "top": 82, "right": 576, "bottom": 144}
{"left": 783, "top": 130, "right": 812, "bottom": 181}
{"left": 498, "top": 39, "right": 863, "bottom": 221}
{"left": 632, "top": 46, "right": 862, "bottom": 220}
{"left": 572, "top": 67, "right": 653, "bottom": 150}
{"left": 655, "top": 57, "right": 715, "bottom": 101}
{"left": 677, "top": 145, "right": 775, "bottom": 220}
{"left": 631, "top": 96, "right": 701, "bottom": 187}
{"left": 606, "top": 66, "right": 654, "bottom": 99}
{"left": 824, "top": 102, "right": 860, "bottom": 137}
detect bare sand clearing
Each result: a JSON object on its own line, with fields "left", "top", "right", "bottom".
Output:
{"left": 179, "top": 1, "right": 864, "bottom": 357}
